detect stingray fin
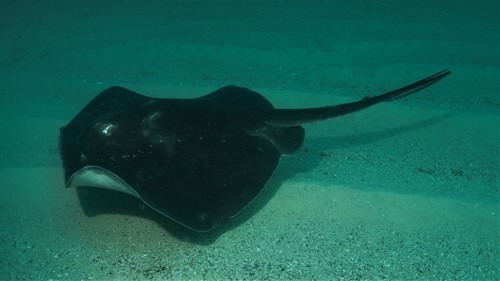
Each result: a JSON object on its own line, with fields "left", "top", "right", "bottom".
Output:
{"left": 251, "top": 125, "right": 305, "bottom": 155}
{"left": 196, "top": 85, "right": 275, "bottom": 109}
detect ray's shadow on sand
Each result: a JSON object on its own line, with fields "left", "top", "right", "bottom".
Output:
{"left": 76, "top": 113, "right": 451, "bottom": 245}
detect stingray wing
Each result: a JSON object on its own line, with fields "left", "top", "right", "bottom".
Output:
{"left": 60, "top": 86, "right": 281, "bottom": 232}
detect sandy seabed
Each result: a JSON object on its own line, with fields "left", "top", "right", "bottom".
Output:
{"left": 1, "top": 1, "right": 498, "bottom": 280}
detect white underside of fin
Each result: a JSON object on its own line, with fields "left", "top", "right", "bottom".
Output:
{"left": 67, "top": 166, "right": 140, "bottom": 198}
{"left": 66, "top": 166, "right": 206, "bottom": 230}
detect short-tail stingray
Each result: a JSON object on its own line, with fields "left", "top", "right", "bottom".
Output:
{"left": 60, "top": 70, "right": 450, "bottom": 232}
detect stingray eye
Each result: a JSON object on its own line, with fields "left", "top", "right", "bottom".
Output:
{"left": 99, "top": 123, "right": 118, "bottom": 137}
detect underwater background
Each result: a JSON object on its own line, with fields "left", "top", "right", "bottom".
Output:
{"left": 0, "top": 0, "right": 498, "bottom": 280}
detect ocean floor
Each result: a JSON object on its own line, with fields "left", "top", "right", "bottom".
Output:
{"left": 1, "top": 1, "right": 498, "bottom": 280}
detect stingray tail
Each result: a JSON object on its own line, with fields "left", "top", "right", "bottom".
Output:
{"left": 268, "top": 69, "right": 451, "bottom": 126}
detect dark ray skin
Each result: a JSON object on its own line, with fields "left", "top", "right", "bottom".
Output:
{"left": 60, "top": 70, "right": 451, "bottom": 232}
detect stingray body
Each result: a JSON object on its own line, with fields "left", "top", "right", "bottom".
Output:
{"left": 60, "top": 70, "right": 450, "bottom": 232}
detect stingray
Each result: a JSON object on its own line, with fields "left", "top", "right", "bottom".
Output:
{"left": 60, "top": 70, "right": 450, "bottom": 232}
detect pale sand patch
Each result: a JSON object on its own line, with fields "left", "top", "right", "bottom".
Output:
{"left": 0, "top": 163, "right": 497, "bottom": 280}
